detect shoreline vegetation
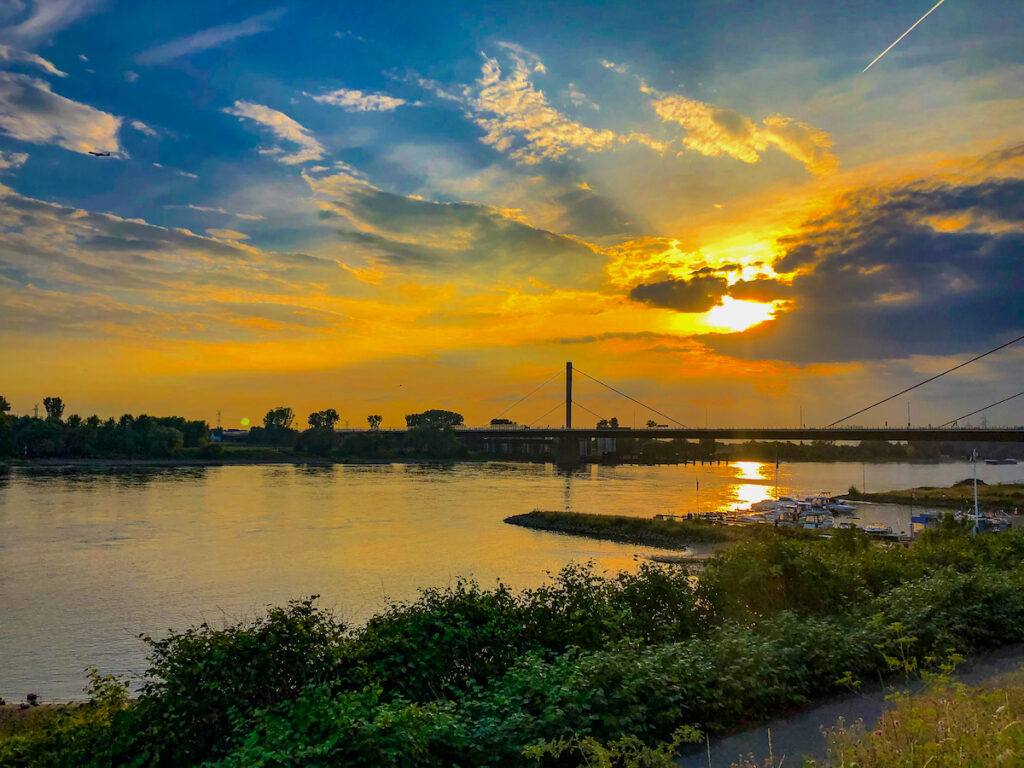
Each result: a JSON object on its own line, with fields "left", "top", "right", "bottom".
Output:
{"left": 504, "top": 509, "right": 752, "bottom": 550}
{"left": 6, "top": 517, "right": 1024, "bottom": 766}
{"left": 3, "top": 396, "right": 1022, "bottom": 467}
{"left": 850, "top": 481, "right": 1024, "bottom": 511}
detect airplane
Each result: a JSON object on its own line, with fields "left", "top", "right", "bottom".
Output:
{"left": 88, "top": 151, "right": 112, "bottom": 157}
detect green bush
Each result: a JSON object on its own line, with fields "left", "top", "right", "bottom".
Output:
{"left": 117, "top": 597, "right": 349, "bottom": 766}
{"left": 698, "top": 533, "right": 871, "bottom": 619}
{"left": 211, "top": 686, "right": 465, "bottom": 768}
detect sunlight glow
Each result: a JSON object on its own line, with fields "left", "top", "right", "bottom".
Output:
{"left": 703, "top": 296, "right": 776, "bottom": 333}
{"left": 732, "top": 461, "right": 767, "bottom": 481}
{"left": 734, "top": 483, "right": 771, "bottom": 508}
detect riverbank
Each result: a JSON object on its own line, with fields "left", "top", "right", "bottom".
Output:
{"left": 0, "top": 454, "right": 494, "bottom": 469}
{"left": 505, "top": 509, "right": 783, "bottom": 550}
{"left": 850, "top": 481, "right": 1024, "bottom": 510}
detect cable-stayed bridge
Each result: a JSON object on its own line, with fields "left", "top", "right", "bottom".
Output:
{"left": 341, "top": 334, "right": 1024, "bottom": 462}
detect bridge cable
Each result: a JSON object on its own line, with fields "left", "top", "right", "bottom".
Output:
{"left": 490, "top": 369, "right": 562, "bottom": 423}
{"left": 573, "top": 367, "right": 687, "bottom": 427}
{"left": 937, "top": 390, "right": 1024, "bottom": 428}
{"left": 528, "top": 400, "right": 565, "bottom": 428}
{"left": 571, "top": 399, "right": 607, "bottom": 422}
{"left": 825, "top": 332, "right": 1024, "bottom": 428}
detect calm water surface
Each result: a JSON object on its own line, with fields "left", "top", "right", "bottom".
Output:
{"left": 1, "top": 459, "right": 1021, "bottom": 699}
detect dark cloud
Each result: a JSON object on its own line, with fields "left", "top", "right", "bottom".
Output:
{"left": 312, "top": 174, "right": 603, "bottom": 284}
{"left": 727, "top": 278, "right": 792, "bottom": 302}
{"left": 555, "top": 331, "right": 687, "bottom": 344}
{"left": 555, "top": 186, "right": 638, "bottom": 238}
{"left": 629, "top": 275, "right": 727, "bottom": 312}
{"left": 702, "top": 173, "right": 1024, "bottom": 362}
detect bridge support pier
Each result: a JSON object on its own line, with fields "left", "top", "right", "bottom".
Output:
{"left": 555, "top": 436, "right": 581, "bottom": 469}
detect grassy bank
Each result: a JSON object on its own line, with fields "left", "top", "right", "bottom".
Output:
{"left": 505, "top": 509, "right": 751, "bottom": 549}
{"left": 821, "top": 669, "right": 1024, "bottom": 767}
{"left": 850, "top": 481, "right": 1024, "bottom": 511}
{"left": 5, "top": 521, "right": 1024, "bottom": 767}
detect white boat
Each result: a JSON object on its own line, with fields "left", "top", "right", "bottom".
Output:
{"left": 805, "top": 492, "right": 857, "bottom": 515}
{"left": 801, "top": 511, "right": 835, "bottom": 530}
{"left": 864, "top": 524, "right": 894, "bottom": 535}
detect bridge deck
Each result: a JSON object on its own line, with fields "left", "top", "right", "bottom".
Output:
{"left": 356, "top": 428, "right": 1024, "bottom": 442}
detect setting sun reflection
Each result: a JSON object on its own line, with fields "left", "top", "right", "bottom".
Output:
{"left": 732, "top": 461, "right": 768, "bottom": 481}
{"left": 734, "top": 483, "right": 772, "bottom": 509}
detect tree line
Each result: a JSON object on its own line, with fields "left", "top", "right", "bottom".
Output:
{"left": 0, "top": 396, "right": 210, "bottom": 459}
{"left": 0, "top": 396, "right": 469, "bottom": 461}
{"left": 247, "top": 406, "right": 467, "bottom": 459}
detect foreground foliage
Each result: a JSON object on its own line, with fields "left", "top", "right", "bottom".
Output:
{"left": 4, "top": 522, "right": 1024, "bottom": 767}
{"left": 823, "top": 669, "right": 1024, "bottom": 767}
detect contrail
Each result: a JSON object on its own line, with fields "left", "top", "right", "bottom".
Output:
{"left": 863, "top": 0, "right": 948, "bottom": 72}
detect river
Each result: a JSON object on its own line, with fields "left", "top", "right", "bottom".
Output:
{"left": 1, "top": 459, "right": 1021, "bottom": 700}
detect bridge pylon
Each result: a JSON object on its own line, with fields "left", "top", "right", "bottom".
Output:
{"left": 565, "top": 361, "right": 572, "bottom": 430}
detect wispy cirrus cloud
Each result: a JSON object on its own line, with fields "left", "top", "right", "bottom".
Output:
{"left": 135, "top": 6, "right": 286, "bottom": 65}
{"left": 129, "top": 119, "right": 156, "bottom": 136}
{"left": 182, "top": 204, "right": 264, "bottom": 221}
{"left": 308, "top": 87, "right": 414, "bottom": 112}
{"left": 0, "top": 44, "right": 65, "bottom": 76}
{"left": 0, "top": 0, "right": 103, "bottom": 43}
{"left": 223, "top": 100, "right": 324, "bottom": 165}
{"left": 0, "top": 72, "right": 121, "bottom": 155}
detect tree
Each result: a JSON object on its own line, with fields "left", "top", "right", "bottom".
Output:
{"left": 597, "top": 419, "right": 609, "bottom": 429}
{"left": 308, "top": 409, "right": 340, "bottom": 430}
{"left": 0, "top": 395, "right": 10, "bottom": 415}
{"left": 646, "top": 420, "right": 657, "bottom": 428}
{"left": 367, "top": 414, "right": 382, "bottom": 431}
{"left": 43, "top": 396, "right": 64, "bottom": 421}
{"left": 609, "top": 417, "right": 619, "bottom": 429}
{"left": 264, "top": 407, "right": 295, "bottom": 430}
{"left": 405, "top": 409, "right": 463, "bottom": 429}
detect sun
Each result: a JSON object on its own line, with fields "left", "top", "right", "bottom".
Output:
{"left": 702, "top": 296, "right": 776, "bottom": 333}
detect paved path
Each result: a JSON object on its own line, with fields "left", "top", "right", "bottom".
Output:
{"left": 677, "top": 643, "right": 1024, "bottom": 767}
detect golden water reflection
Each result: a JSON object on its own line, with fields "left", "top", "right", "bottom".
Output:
{"left": 733, "top": 483, "right": 772, "bottom": 509}
{"left": 732, "top": 461, "right": 768, "bottom": 482}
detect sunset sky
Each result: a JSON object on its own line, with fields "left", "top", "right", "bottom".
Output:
{"left": 0, "top": 0, "right": 1022, "bottom": 429}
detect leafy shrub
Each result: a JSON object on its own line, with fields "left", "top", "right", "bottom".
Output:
{"left": 210, "top": 686, "right": 465, "bottom": 768}
{"left": 352, "top": 578, "right": 526, "bottom": 701}
{"left": 120, "top": 597, "right": 349, "bottom": 766}
{"left": 351, "top": 563, "right": 700, "bottom": 703}
{"left": 873, "top": 567, "right": 1024, "bottom": 657}
{"left": 698, "top": 533, "right": 870, "bottom": 619}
